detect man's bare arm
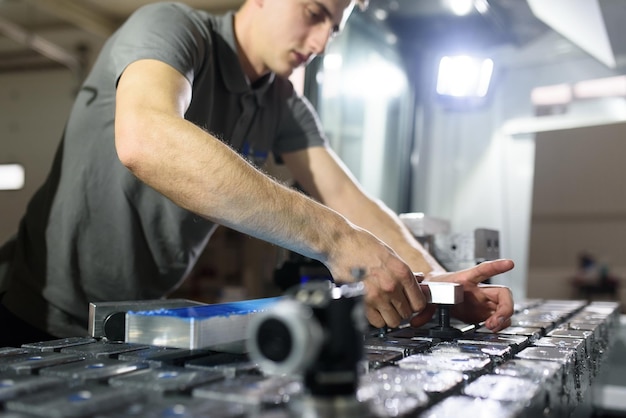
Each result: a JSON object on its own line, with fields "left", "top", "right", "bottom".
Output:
{"left": 282, "top": 145, "right": 515, "bottom": 331}
{"left": 281, "top": 146, "right": 444, "bottom": 274}
{"left": 114, "top": 59, "right": 426, "bottom": 327}
{"left": 115, "top": 59, "right": 347, "bottom": 260}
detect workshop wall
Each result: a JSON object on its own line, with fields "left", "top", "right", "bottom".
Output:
{"left": 0, "top": 69, "right": 76, "bottom": 243}
{"left": 527, "top": 122, "right": 626, "bottom": 308}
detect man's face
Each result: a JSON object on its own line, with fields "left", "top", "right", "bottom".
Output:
{"left": 257, "top": 0, "right": 354, "bottom": 77}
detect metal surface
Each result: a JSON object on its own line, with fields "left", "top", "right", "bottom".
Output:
{"left": 419, "top": 282, "right": 464, "bottom": 305}
{"left": 88, "top": 298, "right": 204, "bottom": 340}
{"left": 125, "top": 297, "right": 282, "bottom": 350}
{"left": 0, "top": 298, "right": 619, "bottom": 417}
{"left": 399, "top": 213, "right": 451, "bottom": 237}
{"left": 432, "top": 228, "right": 501, "bottom": 271}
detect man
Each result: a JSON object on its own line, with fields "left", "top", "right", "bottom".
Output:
{"left": 0, "top": 0, "right": 514, "bottom": 347}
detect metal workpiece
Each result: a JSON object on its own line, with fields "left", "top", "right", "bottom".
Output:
{"left": 0, "top": 373, "right": 66, "bottom": 403}
{"left": 192, "top": 374, "right": 303, "bottom": 406}
{"left": 398, "top": 215, "right": 500, "bottom": 273}
{"left": 533, "top": 336, "right": 591, "bottom": 401}
{"left": 88, "top": 298, "right": 205, "bottom": 340}
{"left": 363, "top": 336, "right": 430, "bottom": 358}
{"left": 421, "top": 395, "right": 519, "bottom": 418}
{"left": 359, "top": 366, "right": 465, "bottom": 398}
{"left": 184, "top": 352, "right": 258, "bottom": 378}
{"left": 458, "top": 333, "right": 530, "bottom": 352}
{"left": 5, "top": 382, "right": 148, "bottom": 418}
{"left": 21, "top": 336, "right": 96, "bottom": 352}
{"left": 59, "top": 340, "right": 149, "bottom": 359}
{"left": 108, "top": 367, "right": 224, "bottom": 393}
{"left": 399, "top": 213, "right": 451, "bottom": 237}
{"left": 430, "top": 228, "right": 501, "bottom": 271}
{"left": 0, "top": 351, "right": 82, "bottom": 374}
{"left": 39, "top": 357, "right": 149, "bottom": 382}
{"left": 515, "top": 345, "right": 580, "bottom": 408}
{"left": 429, "top": 341, "right": 513, "bottom": 362}
{"left": 418, "top": 282, "right": 465, "bottom": 340}
{"left": 475, "top": 325, "right": 544, "bottom": 342}
{"left": 399, "top": 213, "right": 451, "bottom": 256}
{"left": 97, "top": 395, "right": 247, "bottom": 418}
{"left": 0, "top": 298, "right": 619, "bottom": 418}
{"left": 125, "top": 297, "right": 282, "bottom": 351}
{"left": 7, "top": 352, "right": 85, "bottom": 375}
{"left": 358, "top": 373, "right": 431, "bottom": 417}
{"left": 288, "top": 394, "right": 372, "bottom": 418}
{"left": 398, "top": 351, "right": 493, "bottom": 377}
{"left": 462, "top": 374, "right": 547, "bottom": 417}
{"left": 493, "top": 358, "right": 565, "bottom": 415}
{"left": 419, "top": 282, "right": 463, "bottom": 305}
{"left": 363, "top": 347, "right": 404, "bottom": 370}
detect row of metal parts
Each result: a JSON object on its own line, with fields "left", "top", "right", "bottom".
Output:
{"left": 0, "top": 298, "right": 618, "bottom": 417}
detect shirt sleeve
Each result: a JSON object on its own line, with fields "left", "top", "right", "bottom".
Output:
{"left": 109, "top": 2, "right": 209, "bottom": 86}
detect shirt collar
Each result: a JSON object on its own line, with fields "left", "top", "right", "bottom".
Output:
{"left": 213, "top": 11, "right": 274, "bottom": 107}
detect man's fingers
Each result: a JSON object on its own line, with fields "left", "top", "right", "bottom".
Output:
{"left": 463, "top": 259, "right": 515, "bottom": 285}
{"left": 365, "top": 307, "right": 385, "bottom": 329}
{"left": 378, "top": 303, "right": 403, "bottom": 328}
{"left": 480, "top": 287, "right": 514, "bottom": 330}
{"left": 489, "top": 286, "right": 514, "bottom": 315}
{"left": 409, "top": 305, "right": 437, "bottom": 328}
{"left": 367, "top": 288, "right": 428, "bottom": 329}
{"left": 403, "top": 275, "right": 428, "bottom": 313}
{"left": 486, "top": 316, "right": 512, "bottom": 333}
{"left": 391, "top": 295, "right": 413, "bottom": 320}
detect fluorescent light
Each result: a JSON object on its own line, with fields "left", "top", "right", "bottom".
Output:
{"left": 574, "top": 75, "right": 626, "bottom": 99}
{"left": 436, "top": 55, "right": 494, "bottom": 98}
{"left": 531, "top": 83, "right": 572, "bottom": 105}
{"left": 0, "top": 164, "right": 25, "bottom": 190}
{"left": 447, "top": 0, "right": 475, "bottom": 16}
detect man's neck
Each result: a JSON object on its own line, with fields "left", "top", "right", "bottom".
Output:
{"left": 233, "top": 6, "right": 270, "bottom": 84}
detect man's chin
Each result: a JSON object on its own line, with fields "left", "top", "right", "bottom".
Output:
{"left": 273, "top": 66, "right": 295, "bottom": 78}
{"left": 272, "top": 59, "right": 307, "bottom": 78}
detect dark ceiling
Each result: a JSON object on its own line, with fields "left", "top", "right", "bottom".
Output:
{"left": 1, "top": 0, "right": 626, "bottom": 74}
{"left": 369, "top": 0, "right": 549, "bottom": 50}
{"left": 365, "top": 0, "right": 626, "bottom": 72}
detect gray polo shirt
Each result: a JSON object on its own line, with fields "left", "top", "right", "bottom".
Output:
{"left": 0, "top": 2, "right": 327, "bottom": 337}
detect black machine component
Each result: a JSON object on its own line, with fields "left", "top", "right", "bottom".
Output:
{"left": 247, "top": 280, "right": 367, "bottom": 398}
{"left": 273, "top": 252, "right": 333, "bottom": 291}
{"left": 430, "top": 306, "right": 464, "bottom": 339}
{"left": 417, "top": 281, "right": 465, "bottom": 340}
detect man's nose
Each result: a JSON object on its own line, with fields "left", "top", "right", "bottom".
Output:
{"left": 306, "top": 24, "right": 332, "bottom": 56}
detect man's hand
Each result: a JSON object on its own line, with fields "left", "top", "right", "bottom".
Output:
{"left": 409, "top": 259, "right": 515, "bottom": 332}
{"left": 324, "top": 227, "right": 430, "bottom": 329}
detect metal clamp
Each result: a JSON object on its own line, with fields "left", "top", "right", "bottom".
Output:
{"left": 419, "top": 282, "right": 465, "bottom": 340}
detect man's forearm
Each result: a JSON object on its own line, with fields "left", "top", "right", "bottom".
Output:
{"left": 116, "top": 111, "right": 358, "bottom": 266}
{"left": 343, "top": 196, "right": 445, "bottom": 275}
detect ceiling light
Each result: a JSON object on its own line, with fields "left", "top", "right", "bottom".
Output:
{"left": 436, "top": 55, "right": 494, "bottom": 98}
{"left": 447, "top": 0, "right": 475, "bottom": 16}
{"left": 0, "top": 163, "right": 25, "bottom": 190}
